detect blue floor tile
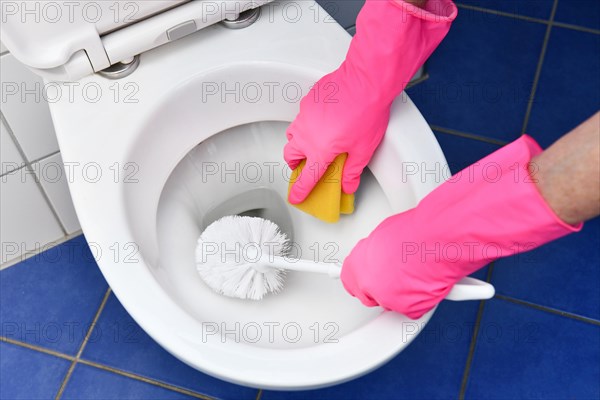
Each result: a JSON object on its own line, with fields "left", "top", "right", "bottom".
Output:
{"left": 465, "top": 299, "right": 600, "bottom": 399}
{"left": 469, "top": 265, "right": 490, "bottom": 282}
{"left": 0, "top": 341, "right": 71, "bottom": 400}
{"left": 407, "top": 11, "right": 546, "bottom": 141}
{"left": 526, "top": 28, "right": 600, "bottom": 147}
{"left": 263, "top": 299, "right": 480, "bottom": 399}
{"left": 433, "top": 131, "right": 502, "bottom": 173}
{"left": 316, "top": 0, "right": 364, "bottom": 29}
{"left": 458, "top": 0, "right": 554, "bottom": 19}
{"left": 81, "top": 294, "right": 258, "bottom": 400}
{"left": 61, "top": 364, "right": 197, "bottom": 400}
{"left": 555, "top": 0, "right": 600, "bottom": 30}
{"left": 492, "top": 217, "right": 600, "bottom": 321}
{"left": 0, "top": 235, "right": 108, "bottom": 355}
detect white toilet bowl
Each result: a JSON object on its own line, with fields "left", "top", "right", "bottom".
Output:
{"left": 5, "top": 0, "right": 494, "bottom": 390}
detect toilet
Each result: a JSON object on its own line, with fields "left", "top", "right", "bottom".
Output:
{"left": 2, "top": 0, "right": 494, "bottom": 390}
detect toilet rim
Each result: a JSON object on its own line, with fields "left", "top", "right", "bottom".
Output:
{"left": 79, "top": 72, "right": 443, "bottom": 389}
{"left": 45, "top": 57, "right": 449, "bottom": 388}
{"left": 38, "top": 1, "right": 452, "bottom": 388}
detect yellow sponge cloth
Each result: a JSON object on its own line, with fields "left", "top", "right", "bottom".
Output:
{"left": 288, "top": 153, "right": 355, "bottom": 223}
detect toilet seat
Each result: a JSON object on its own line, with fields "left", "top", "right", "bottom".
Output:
{"left": 0, "top": 0, "right": 271, "bottom": 80}
{"left": 22, "top": 0, "right": 466, "bottom": 390}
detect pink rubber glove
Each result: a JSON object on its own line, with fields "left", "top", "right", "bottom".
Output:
{"left": 340, "top": 135, "right": 583, "bottom": 319}
{"left": 285, "top": 0, "right": 458, "bottom": 204}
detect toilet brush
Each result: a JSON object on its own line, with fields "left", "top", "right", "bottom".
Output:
{"left": 195, "top": 215, "right": 496, "bottom": 302}
{"left": 195, "top": 215, "right": 341, "bottom": 300}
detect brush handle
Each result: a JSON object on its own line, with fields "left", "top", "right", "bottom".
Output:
{"left": 265, "top": 256, "right": 494, "bottom": 302}
{"left": 266, "top": 256, "right": 342, "bottom": 278}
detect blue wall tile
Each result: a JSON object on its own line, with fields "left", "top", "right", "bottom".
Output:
{"left": 492, "top": 217, "right": 600, "bottom": 320}
{"left": 526, "top": 28, "right": 600, "bottom": 147}
{"left": 62, "top": 364, "right": 197, "bottom": 400}
{"left": 458, "top": 0, "right": 554, "bottom": 19}
{"left": 316, "top": 0, "right": 364, "bottom": 29}
{"left": 555, "top": 0, "right": 600, "bottom": 30}
{"left": 433, "top": 130, "right": 502, "bottom": 173}
{"left": 263, "top": 300, "right": 480, "bottom": 399}
{"left": 407, "top": 11, "right": 546, "bottom": 141}
{"left": 465, "top": 299, "right": 600, "bottom": 399}
{"left": 0, "top": 341, "right": 71, "bottom": 400}
{"left": 81, "top": 294, "right": 258, "bottom": 400}
{"left": 0, "top": 236, "right": 108, "bottom": 354}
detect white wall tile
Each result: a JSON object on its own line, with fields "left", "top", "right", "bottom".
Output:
{"left": 0, "top": 53, "right": 59, "bottom": 161}
{"left": 1, "top": 119, "right": 24, "bottom": 175}
{"left": 0, "top": 168, "right": 64, "bottom": 265}
{"left": 33, "top": 153, "right": 81, "bottom": 234}
{"left": 0, "top": 41, "right": 7, "bottom": 54}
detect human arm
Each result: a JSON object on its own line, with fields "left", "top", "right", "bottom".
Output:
{"left": 284, "top": 0, "right": 458, "bottom": 203}
{"left": 341, "top": 113, "right": 599, "bottom": 319}
{"left": 531, "top": 112, "right": 600, "bottom": 225}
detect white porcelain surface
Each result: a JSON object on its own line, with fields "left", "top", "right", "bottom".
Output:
{"left": 45, "top": 0, "right": 485, "bottom": 390}
{"left": 1, "top": 119, "right": 24, "bottom": 175}
{"left": 0, "top": 168, "right": 63, "bottom": 265}
{"left": 34, "top": 153, "right": 81, "bottom": 234}
{"left": 157, "top": 121, "right": 386, "bottom": 349}
{"left": 0, "top": 54, "right": 58, "bottom": 161}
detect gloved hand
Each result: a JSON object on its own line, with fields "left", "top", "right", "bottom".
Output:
{"left": 284, "top": 0, "right": 458, "bottom": 204}
{"left": 340, "top": 135, "right": 582, "bottom": 319}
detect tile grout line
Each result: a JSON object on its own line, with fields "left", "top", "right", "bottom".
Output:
{"left": 0, "top": 230, "right": 83, "bottom": 271}
{"left": 458, "top": 300, "right": 486, "bottom": 399}
{"left": 0, "top": 112, "right": 68, "bottom": 236}
{"left": 495, "top": 294, "right": 600, "bottom": 326}
{"left": 430, "top": 124, "right": 509, "bottom": 146}
{"left": 475, "top": 263, "right": 599, "bottom": 326}
{"left": 0, "top": 336, "right": 76, "bottom": 362}
{"left": 76, "top": 360, "right": 217, "bottom": 400}
{"left": 0, "top": 149, "right": 61, "bottom": 178}
{"left": 407, "top": 71, "right": 430, "bottom": 88}
{"left": 455, "top": 3, "right": 549, "bottom": 25}
{"left": 455, "top": 2, "right": 600, "bottom": 35}
{"left": 0, "top": 111, "right": 31, "bottom": 171}
{"left": 54, "top": 287, "right": 112, "bottom": 400}
{"left": 552, "top": 21, "right": 600, "bottom": 35}
{"left": 0, "top": 336, "right": 217, "bottom": 400}
{"left": 521, "top": 0, "right": 559, "bottom": 134}
{"left": 457, "top": 264, "right": 495, "bottom": 400}
{"left": 2, "top": 256, "right": 595, "bottom": 393}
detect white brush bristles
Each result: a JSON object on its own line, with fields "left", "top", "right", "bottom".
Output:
{"left": 195, "top": 216, "right": 291, "bottom": 300}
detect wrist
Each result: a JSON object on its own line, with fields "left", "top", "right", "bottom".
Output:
{"left": 529, "top": 112, "right": 600, "bottom": 225}
{"left": 410, "top": 135, "right": 582, "bottom": 275}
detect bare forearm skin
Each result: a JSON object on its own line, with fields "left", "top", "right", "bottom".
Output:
{"left": 531, "top": 112, "right": 600, "bottom": 225}
{"left": 405, "top": 0, "right": 598, "bottom": 224}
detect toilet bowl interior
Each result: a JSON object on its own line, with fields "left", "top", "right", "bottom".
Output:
{"left": 116, "top": 62, "right": 438, "bottom": 374}
{"left": 155, "top": 120, "right": 391, "bottom": 348}
{"left": 42, "top": 3, "right": 447, "bottom": 386}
